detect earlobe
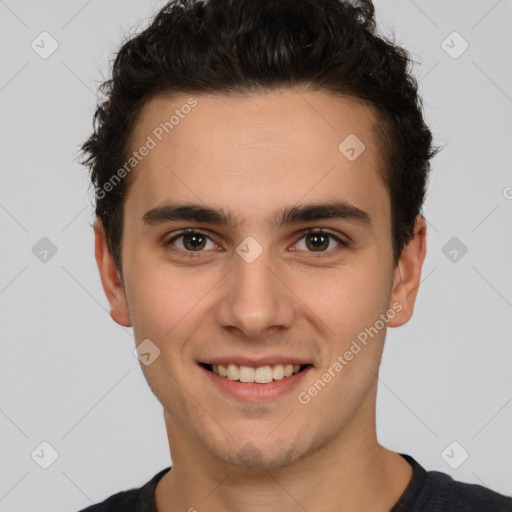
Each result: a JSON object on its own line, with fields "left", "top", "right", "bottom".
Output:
{"left": 93, "top": 218, "right": 132, "bottom": 327}
{"left": 387, "top": 215, "right": 427, "bottom": 328}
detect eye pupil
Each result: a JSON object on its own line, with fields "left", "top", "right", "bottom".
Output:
{"left": 306, "top": 233, "right": 329, "bottom": 251}
{"left": 184, "top": 233, "right": 206, "bottom": 251}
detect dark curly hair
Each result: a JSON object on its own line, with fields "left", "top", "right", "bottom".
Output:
{"left": 80, "top": 0, "right": 438, "bottom": 272}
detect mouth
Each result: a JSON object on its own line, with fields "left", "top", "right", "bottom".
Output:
{"left": 199, "top": 362, "right": 312, "bottom": 384}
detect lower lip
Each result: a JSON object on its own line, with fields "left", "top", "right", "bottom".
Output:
{"left": 199, "top": 365, "right": 313, "bottom": 402}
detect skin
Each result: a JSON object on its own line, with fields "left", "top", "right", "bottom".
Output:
{"left": 94, "top": 89, "right": 427, "bottom": 511}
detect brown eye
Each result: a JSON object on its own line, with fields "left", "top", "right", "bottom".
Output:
{"left": 294, "top": 230, "right": 346, "bottom": 254}
{"left": 165, "top": 230, "right": 216, "bottom": 254}
{"left": 305, "top": 232, "right": 330, "bottom": 252}
{"left": 182, "top": 232, "right": 207, "bottom": 251}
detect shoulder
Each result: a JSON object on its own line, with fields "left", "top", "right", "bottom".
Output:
{"left": 77, "top": 488, "right": 140, "bottom": 512}
{"left": 396, "top": 454, "right": 511, "bottom": 512}
{"left": 420, "top": 469, "right": 512, "bottom": 511}
{"left": 76, "top": 467, "right": 172, "bottom": 512}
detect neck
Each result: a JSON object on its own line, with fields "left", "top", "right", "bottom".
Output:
{"left": 155, "top": 399, "right": 413, "bottom": 512}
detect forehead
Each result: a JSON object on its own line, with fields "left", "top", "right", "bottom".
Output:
{"left": 124, "top": 90, "right": 389, "bottom": 229}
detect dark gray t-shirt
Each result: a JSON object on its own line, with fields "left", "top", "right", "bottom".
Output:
{"left": 78, "top": 453, "right": 512, "bottom": 511}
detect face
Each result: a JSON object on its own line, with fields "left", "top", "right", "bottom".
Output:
{"left": 95, "top": 89, "right": 426, "bottom": 470}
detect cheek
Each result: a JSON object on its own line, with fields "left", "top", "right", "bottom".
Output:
{"left": 302, "top": 264, "right": 392, "bottom": 337}
{"left": 133, "top": 285, "right": 199, "bottom": 342}
{"left": 294, "top": 268, "right": 391, "bottom": 416}
{"left": 123, "top": 249, "right": 209, "bottom": 342}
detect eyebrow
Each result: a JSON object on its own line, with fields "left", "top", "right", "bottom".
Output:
{"left": 141, "top": 200, "right": 372, "bottom": 230}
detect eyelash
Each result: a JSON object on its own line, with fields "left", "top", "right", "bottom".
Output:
{"left": 163, "top": 228, "right": 349, "bottom": 259}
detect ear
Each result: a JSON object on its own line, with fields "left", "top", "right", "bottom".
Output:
{"left": 387, "top": 215, "right": 427, "bottom": 327}
{"left": 93, "top": 217, "right": 132, "bottom": 327}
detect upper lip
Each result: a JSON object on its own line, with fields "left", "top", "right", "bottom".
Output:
{"left": 200, "top": 356, "right": 313, "bottom": 367}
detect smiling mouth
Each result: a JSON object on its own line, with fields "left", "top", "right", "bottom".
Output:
{"left": 200, "top": 363, "right": 311, "bottom": 384}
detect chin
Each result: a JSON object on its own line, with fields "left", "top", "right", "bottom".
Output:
{"left": 211, "top": 435, "right": 311, "bottom": 471}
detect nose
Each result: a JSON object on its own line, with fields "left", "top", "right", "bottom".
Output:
{"left": 214, "top": 244, "right": 296, "bottom": 340}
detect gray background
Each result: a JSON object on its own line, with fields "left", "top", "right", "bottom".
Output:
{"left": 0, "top": 1, "right": 511, "bottom": 510}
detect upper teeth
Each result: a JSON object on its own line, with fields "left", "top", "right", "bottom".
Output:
{"left": 212, "top": 363, "right": 302, "bottom": 383}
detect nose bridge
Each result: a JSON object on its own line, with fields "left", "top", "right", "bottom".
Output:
{"left": 215, "top": 240, "right": 295, "bottom": 338}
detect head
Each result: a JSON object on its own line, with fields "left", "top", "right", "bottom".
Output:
{"left": 83, "top": 0, "right": 437, "bottom": 470}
